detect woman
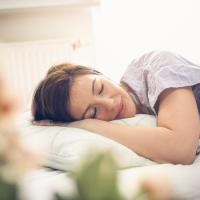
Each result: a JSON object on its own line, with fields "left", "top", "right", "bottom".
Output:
{"left": 32, "top": 50, "right": 200, "bottom": 165}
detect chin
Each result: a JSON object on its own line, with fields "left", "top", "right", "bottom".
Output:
{"left": 126, "top": 110, "right": 136, "bottom": 118}
{"left": 118, "top": 112, "right": 134, "bottom": 120}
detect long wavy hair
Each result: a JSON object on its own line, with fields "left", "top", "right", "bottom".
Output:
{"left": 32, "top": 63, "right": 102, "bottom": 122}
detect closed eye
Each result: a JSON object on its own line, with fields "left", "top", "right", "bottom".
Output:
{"left": 92, "top": 107, "right": 97, "bottom": 118}
{"left": 99, "top": 82, "right": 104, "bottom": 95}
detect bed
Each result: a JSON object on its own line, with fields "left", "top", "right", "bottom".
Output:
{"left": 16, "top": 111, "right": 200, "bottom": 200}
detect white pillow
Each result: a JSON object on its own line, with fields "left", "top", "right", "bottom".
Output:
{"left": 17, "top": 111, "right": 158, "bottom": 171}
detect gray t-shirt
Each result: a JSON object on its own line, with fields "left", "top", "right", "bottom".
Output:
{"left": 120, "top": 50, "right": 200, "bottom": 116}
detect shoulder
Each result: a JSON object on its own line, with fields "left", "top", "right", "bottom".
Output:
{"left": 142, "top": 50, "right": 181, "bottom": 65}
{"left": 121, "top": 50, "right": 178, "bottom": 83}
{"left": 138, "top": 50, "right": 178, "bottom": 60}
{"left": 128, "top": 50, "right": 180, "bottom": 69}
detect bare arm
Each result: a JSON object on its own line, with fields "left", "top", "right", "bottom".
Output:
{"left": 67, "top": 87, "right": 200, "bottom": 164}
{"left": 34, "top": 87, "right": 200, "bottom": 164}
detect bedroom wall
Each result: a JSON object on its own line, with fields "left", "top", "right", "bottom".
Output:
{"left": 92, "top": 0, "right": 200, "bottom": 82}
{"left": 0, "top": 4, "right": 98, "bottom": 110}
{"left": 0, "top": 7, "right": 92, "bottom": 43}
{"left": 1, "top": 0, "right": 200, "bottom": 110}
{"left": 0, "top": 6, "right": 96, "bottom": 64}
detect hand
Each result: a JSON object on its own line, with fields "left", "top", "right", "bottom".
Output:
{"left": 32, "top": 120, "right": 65, "bottom": 126}
{"left": 32, "top": 118, "right": 96, "bottom": 129}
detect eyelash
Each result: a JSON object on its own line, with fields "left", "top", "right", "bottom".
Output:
{"left": 92, "top": 83, "right": 104, "bottom": 118}
{"left": 92, "top": 107, "right": 97, "bottom": 119}
{"left": 99, "top": 83, "right": 104, "bottom": 95}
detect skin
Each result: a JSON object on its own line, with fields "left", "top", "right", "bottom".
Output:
{"left": 34, "top": 75, "right": 200, "bottom": 164}
{"left": 68, "top": 74, "right": 139, "bottom": 121}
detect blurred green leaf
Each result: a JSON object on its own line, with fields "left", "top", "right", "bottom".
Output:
{"left": 72, "top": 152, "right": 124, "bottom": 200}
{"left": 54, "top": 152, "right": 158, "bottom": 200}
{"left": 54, "top": 193, "right": 78, "bottom": 200}
{"left": 0, "top": 175, "right": 18, "bottom": 200}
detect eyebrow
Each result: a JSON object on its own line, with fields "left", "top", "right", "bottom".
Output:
{"left": 80, "top": 77, "right": 96, "bottom": 119}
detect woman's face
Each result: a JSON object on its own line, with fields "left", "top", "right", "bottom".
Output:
{"left": 68, "top": 74, "right": 137, "bottom": 121}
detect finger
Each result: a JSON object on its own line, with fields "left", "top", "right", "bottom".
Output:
{"left": 32, "top": 120, "right": 52, "bottom": 126}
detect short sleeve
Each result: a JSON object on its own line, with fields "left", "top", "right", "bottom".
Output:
{"left": 121, "top": 50, "right": 200, "bottom": 115}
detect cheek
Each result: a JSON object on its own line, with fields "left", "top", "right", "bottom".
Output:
{"left": 96, "top": 108, "right": 114, "bottom": 121}
{"left": 124, "top": 95, "right": 136, "bottom": 117}
{"left": 95, "top": 108, "right": 108, "bottom": 120}
{"left": 130, "top": 100, "right": 137, "bottom": 116}
{"left": 69, "top": 92, "right": 87, "bottom": 118}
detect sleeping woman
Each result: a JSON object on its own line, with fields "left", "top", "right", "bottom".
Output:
{"left": 32, "top": 50, "right": 200, "bottom": 165}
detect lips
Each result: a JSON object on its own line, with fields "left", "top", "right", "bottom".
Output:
{"left": 116, "top": 98, "right": 124, "bottom": 119}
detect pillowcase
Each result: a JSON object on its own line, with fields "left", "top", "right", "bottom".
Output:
{"left": 17, "top": 111, "right": 158, "bottom": 171}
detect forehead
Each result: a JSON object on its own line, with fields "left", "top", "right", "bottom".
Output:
{"left": 68, "top": 74, "right": 98, "bottom": 119}
{"left": 72, "top": 74, "right": 97, "bottom": 91}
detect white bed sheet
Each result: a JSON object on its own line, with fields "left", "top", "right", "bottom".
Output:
{"left": 21, "top": 156, "right": 200, "bottom": 200}
{"left": 17, "top": 111, "right": 200, "bottom": 200}
{"left": 118, "top": 159, "right": 200, "bottom": 200}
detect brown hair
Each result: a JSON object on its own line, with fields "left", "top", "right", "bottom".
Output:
{"left": 32, "top": 63, "right": 102, "bottom": 122}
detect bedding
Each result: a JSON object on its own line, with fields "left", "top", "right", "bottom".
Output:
{"left": 17, "top": 111, "right": 200, "bottom": 200}
{"left": 21, "top": 159, "right": 200, "bottom": 200}
{"left": 17, "top": 112, "right": 158, "bottom": 171}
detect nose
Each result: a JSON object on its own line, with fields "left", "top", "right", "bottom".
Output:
{"left": 95, "top": 96, "right": 119, "bottom": 112}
